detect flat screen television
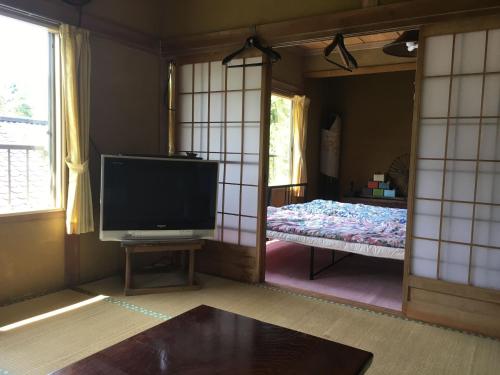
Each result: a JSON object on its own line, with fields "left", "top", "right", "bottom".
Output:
{"left": 100, "top": 155, "right": 219, "bottom": 241}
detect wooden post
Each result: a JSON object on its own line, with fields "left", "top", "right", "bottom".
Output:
{"left": 64, "top": 233, "right": 80, "bottom": 287}
{"left": 188, "top": 249, "right": 195, "bottom": 285}
{"left": 125, "top": 248, "right": 132, "bottom": 291}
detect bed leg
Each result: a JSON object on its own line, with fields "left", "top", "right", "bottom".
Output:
{"left": 309, "top": 247, "right": 315, "bottom": 280}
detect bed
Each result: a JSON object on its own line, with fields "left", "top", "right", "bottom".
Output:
{"left": 266, "top": 198, "right": 407, "bottom": 279}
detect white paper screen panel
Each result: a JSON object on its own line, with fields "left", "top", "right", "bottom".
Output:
{"left": 177, "top": 57, "right": 263, "bottom": 248}
{"left": 412, "top": 28, "right": 500, "bottom": 290}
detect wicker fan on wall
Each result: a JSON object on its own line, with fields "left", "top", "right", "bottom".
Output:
{"left": 388, "top": 153, "right": 410, "bottom": 197}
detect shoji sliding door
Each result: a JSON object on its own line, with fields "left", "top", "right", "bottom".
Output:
{"left": 406, "top": 15, "right": 500, "bottom": 337}
{"left": 176, "top": 56, "right": 269, "bottom": 282}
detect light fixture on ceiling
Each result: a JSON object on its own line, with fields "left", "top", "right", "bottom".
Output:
{"left": 383, "top": 30, "right": 419, "bottom": 57}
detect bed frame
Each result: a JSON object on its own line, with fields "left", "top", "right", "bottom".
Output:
{"left": 308, "top": 247, "right": 353, "bottom": 280}
{"left": 266, "top": 183, "right": 404, "bottom": 280}
{"left": 266, "top": 183, "right": 348, "bottom": 280}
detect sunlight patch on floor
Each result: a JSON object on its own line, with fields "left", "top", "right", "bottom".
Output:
{"left": 0, "top": 294, "right": 108, "bottom": 332}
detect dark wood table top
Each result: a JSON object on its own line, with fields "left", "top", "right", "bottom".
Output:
{"left": 52, "top": 305, "right": 373, "bottom": 375}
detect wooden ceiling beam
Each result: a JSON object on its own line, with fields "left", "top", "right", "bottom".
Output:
{"left": 304, "top": 62, "right": 417, "bottom": 79}
{"left": 162, "top": 0, "right": 500, "bottom": 57}
{"left": 0, "top": 0, "right": 160, "bottom": 54}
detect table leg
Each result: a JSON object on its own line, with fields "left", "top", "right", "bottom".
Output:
{"left": 309, "top": 247, "right": 315, "bottom": 280}
{"left": 188, "top": 249, "right": 195, "bottom": 285}
{"left": 125, "top": 249, "right": 132, "bottom": 293}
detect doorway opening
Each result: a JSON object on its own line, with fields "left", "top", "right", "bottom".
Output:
{"left": 264, "top": 30, "right": 417, "bottom": 313}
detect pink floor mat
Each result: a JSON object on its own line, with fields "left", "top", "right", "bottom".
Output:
{"left": 265, "top": 240, "right": 403, "bottom": 311}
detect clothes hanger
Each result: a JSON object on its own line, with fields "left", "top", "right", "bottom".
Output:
{"left": 323, "top": 33, "right": 358, "bottom": 72}
{"left": 222, "top": 35, "right": 281, "bottom": 68}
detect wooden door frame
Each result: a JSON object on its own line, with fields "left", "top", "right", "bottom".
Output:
{"left": 172, "top": 51, "right": 269, "bottom": 283}
{"left": 404, "top": 14, "right": 500, "bottom": 338}
{"left": 165, "top": 2, "right": 500, "bottom": 300}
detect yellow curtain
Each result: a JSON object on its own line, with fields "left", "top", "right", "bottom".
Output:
{"left": 291, "top": 95, "right": 310, "bottom": 198}
{"left": 60, "top": 24, "right": 93, "bottom": 234}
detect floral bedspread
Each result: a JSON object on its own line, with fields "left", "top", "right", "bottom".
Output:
{"left": 267, "top": 199, "right": 407, "bottom": 248}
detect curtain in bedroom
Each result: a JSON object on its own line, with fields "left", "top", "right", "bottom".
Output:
{"left": 60, "top": 24, "right": 94, "bottom": 234}
{"left": 291, "top": 95, "right": 310, "bottom": 198}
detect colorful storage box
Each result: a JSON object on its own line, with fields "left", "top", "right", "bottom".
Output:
{"left": 384, "top": 189, "right": 396, "bottom": 198}
{"left": 379, "top": 182, "right": 390, "bottom": 189}
{"left": 373, "top": 174, "right": 386, "bottom": 182}
{"left": 367, "top": 181, "right": 379, "bottom": 189}
{"left": 373, "top": 188, "right": 384, "bottom": 197}
{"left": 362, "top": 188, "right": 373, "bottom": 196}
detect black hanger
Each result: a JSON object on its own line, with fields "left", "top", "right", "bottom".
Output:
{"left": 323, "top": 33, "right": 358, "bottom": 72}
{"left": 222, "top": 36, "right": 281, "bottom": 68}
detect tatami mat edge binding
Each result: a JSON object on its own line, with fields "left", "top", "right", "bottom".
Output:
{"left": 72, "top": 287, "right": 171, "bottom": 321}
{"left": 255, "top": 283, "right": 500, "bottom": 342}
{"left": 75, "top": 274, "right": 499, "bottom": 342}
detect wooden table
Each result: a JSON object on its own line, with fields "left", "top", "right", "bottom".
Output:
{"left": 122, "top": 240, "right": 203, "bottom": 296}
{"left": 52, "top": 305, "right": 373, "bottom": 375}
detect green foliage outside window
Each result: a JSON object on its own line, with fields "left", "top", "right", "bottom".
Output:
{"left": 269, "top": 95, "right": 293, "bottom": 186}
{"left": 0, "top": 83, "right": 33, "bottom": 118}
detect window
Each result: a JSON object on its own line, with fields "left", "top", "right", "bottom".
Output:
{"left": 0, "top": 15, "right": 61, "bottom": 214}
{"left": 269, "top": 94, "right": 293, "bottom": 186}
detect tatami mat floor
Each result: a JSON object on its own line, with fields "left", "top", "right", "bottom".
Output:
{"left": 1, "top": 274, "right": 499, "bottom": 374}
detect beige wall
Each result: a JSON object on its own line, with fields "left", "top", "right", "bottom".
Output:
{"left": 79, "top": 35, "right": 162, "bottom": 284}
{"left": 161, "top": 0, "right": 406, "bottom": 37}
{"left": 272, "top": 48, "right": 304, "bottom": 92}
{"left": 317, "top": 70, "right": 415, "bottom": 196}
{"left": 0, "top": 213, "right": 65, "bottom": 303}
{"left": 83, "top": 0, "right": 162, "bottom": 35}
{"left": 0, "top": 2, "right": 162, "bottom": 303}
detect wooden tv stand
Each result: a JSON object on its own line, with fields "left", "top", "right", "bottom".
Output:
{"left": 121, "top": 240, "right": 203, "bottom": 296}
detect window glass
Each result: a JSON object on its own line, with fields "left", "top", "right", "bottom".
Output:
{"left": 0, "top": 15, "right": 60, "bottom": 214}
{"left": 269, "top": 94, "right": 293, "bottom": 186}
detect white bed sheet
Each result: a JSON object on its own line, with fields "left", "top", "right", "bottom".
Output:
{"left": 267, "top": 230, "right": 405, "bottom": 260}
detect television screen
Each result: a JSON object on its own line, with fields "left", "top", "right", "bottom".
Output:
{"left": 100, "top": 155, "right": 219, "bottom": 241}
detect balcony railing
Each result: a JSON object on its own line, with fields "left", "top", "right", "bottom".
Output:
{"left": 0, "top": 143, "right": 48, "bottom": 210}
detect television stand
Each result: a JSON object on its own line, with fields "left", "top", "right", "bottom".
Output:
{"left": 121, "top": 240, "right": 203, "bottom": 296}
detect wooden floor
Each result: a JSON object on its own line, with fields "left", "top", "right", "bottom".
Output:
{"left": 266, "top": 240, "right": 403, "bottom": 311}
{"left": 1, "top": 274, "right": 499, "bottom": 375}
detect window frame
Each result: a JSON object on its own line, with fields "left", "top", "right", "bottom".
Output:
{"left": 0, "top": 15, "right": 63, "bottom": 218}
{"left": 269, "top": 92, "right": 295, "bottom": 186}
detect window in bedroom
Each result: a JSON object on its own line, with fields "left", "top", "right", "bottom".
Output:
{"left": 0, "top": 14, "right": 61, "bottom": 214}
{"left": 269, "top": 93, "right": 293, "bottom": 186}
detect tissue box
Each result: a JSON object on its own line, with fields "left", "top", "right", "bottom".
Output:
{"left": 367, "top": 181, "right": 379, "bottom": 189}
{"left": 384, "top": 189, "right": 396, "bottom": 198}
{"left": 373, "top": 188, "right": 384, "bottom": 197}
{"left": 373, "top": 174, "right": 386, "bottom": 182}
{"left": 379, "top": 182, "right": 390, "bottom": 189}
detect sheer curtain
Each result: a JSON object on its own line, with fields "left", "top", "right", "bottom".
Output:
{"left": 291, "top": 95, "right": 310, "bottom": 198}
{"left": 60, "top": 24, "right": 93, "bottom": 234}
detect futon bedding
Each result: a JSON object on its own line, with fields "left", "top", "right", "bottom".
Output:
{"left": 267, "top": 200, "right": 407, "bottom": 259}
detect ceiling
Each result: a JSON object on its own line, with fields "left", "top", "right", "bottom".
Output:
{"left": 296, "top": 31, "right": 403, "bottom": 55}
